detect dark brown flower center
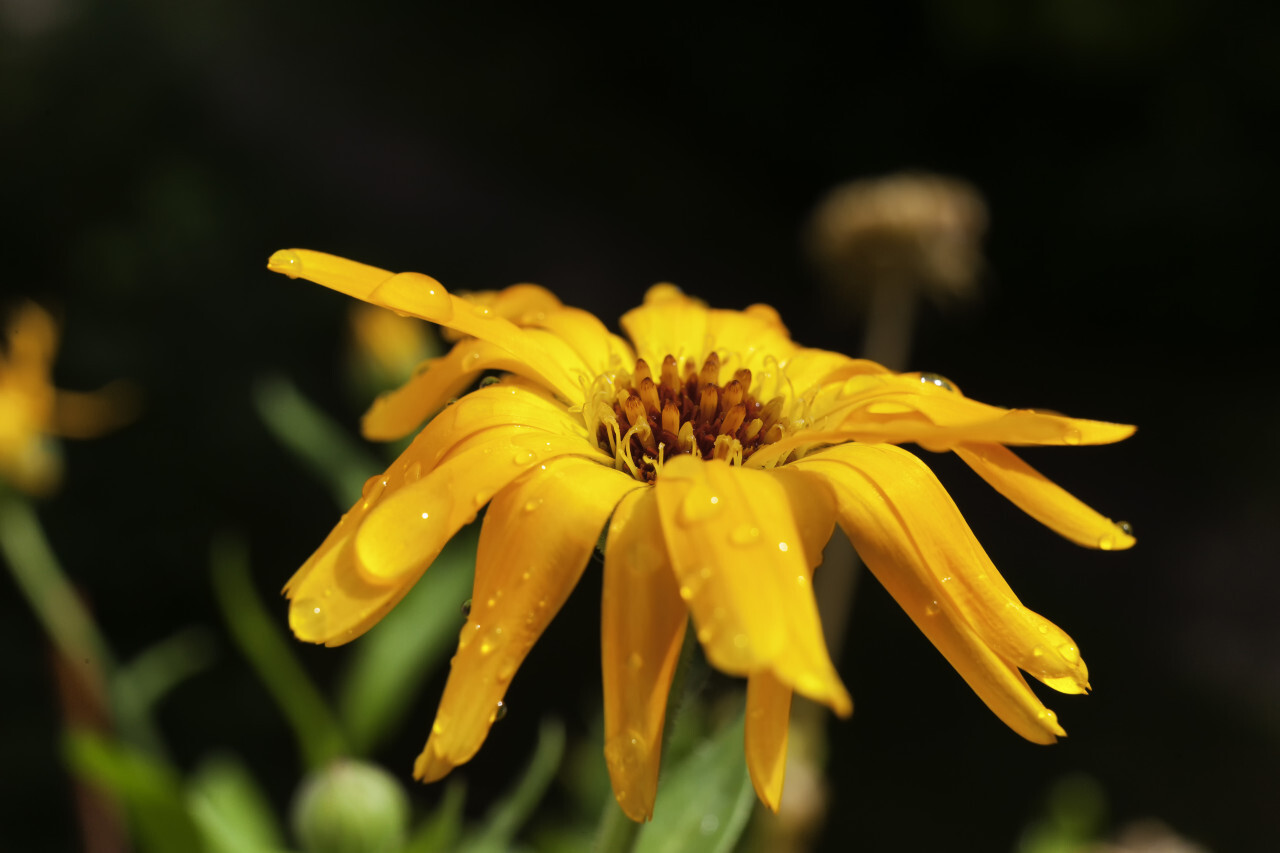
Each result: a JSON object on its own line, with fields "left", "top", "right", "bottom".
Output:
{"left": 595, "top": 352, "right": 786, "bottom": 483}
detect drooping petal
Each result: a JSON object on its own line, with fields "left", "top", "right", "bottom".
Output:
{"left": 267, "top": 249, "right": 582, "bottom": 401}
{"left": 789, "top": 445, "right": 1078, "bottom": 743}
{"left": 415, "top": 456, "right": 642, "bottom": 782}
{"left": 354, "top": 426, "right": 609, "bottom": 583}
{"left": 744, "top": 670, "right": 793, "bottom": 813}
{"left": 955, "top": 442, "right": 1135, "bottom": 550}
{"left": 652, "top": 456, "right": 851, "bottom": 715}
{"left": 601, "top": 487, "right": 688, "bottom": 821}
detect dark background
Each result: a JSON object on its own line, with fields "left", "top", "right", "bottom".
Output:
{"left": 4, "top": 2, "right": 1278, "bottom": 850}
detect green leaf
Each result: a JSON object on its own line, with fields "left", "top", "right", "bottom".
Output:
{"left": 633, "top": 707, "right": 755, "bottom": 853}
{"left": 114, "top": 626, "right": 218, "bottom": 740}
{"left": 336, "top": 526, "right": 478, "bottom": 756}
{"left": 63, "top": 730, "right": 205, "bottom": 853}
{"left": 454, "top": 718, "right": 567, "bottom": 853}
{"left": 209, "top": 533, "right": 347, "bottom": 769}
{"left": 187, "top": 754, "right": 292, "bottom": 853}
{"left": 253, "top": 374, "right": 383, "bottom": 508}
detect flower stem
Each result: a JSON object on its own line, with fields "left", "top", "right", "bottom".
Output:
{"left": 593, "top": 618, "right": 699, "bottom": 853}
{"left": 0, "top": 492, "right": 115, "bottom": 686}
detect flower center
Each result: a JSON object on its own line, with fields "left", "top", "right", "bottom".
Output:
{"left": 591, "top": 352, "right": 787, "bottom": 483}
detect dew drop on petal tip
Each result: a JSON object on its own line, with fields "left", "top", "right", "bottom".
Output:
{"left": 293, "top": 598, "right": 327, "bottom": 635}
{"left": 1117, "top": 520, "right": 1134, "bottom": 535}
{"left": 493, "top": 700, "right": 508, "bottom": 721}
{"left": 460, "top": 598, "right": 472, "bottom": 617}
{"left": 267, "top": 249, "right": 303, "bottom": 278}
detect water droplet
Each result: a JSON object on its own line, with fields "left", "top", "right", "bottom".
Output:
{"left": 293, "top": 598, "right": 327, "bottom": 634}
{"left": 1032, "top": 646, "right": 1045, "bottom": 658}
{"left": 371, "top": 271, "right": 454, "bottom": 321}
{"left": 678, "top": 487, "right": 722, "bottom": 524}
{"left": 431, "top": 719, "right": 446, "bottom": 736}
{"left": 1117, "top": 520, "right": 1134, "bottom": 535}
{"left": 1063, "top": 427, "right": 1082, "bottom": 446}
{"left": 523, "top": 497, "right": 543, "bottom": 513}
{"left": 1056, "top": 643, "right": 1079, "bottom": 663}
{"left": 678, "top": 585, "right": 694, "bottom": 601}
{"left": 1098, "top": 532, "right": 1116, "bottom": 550}
{"left": 512, "top": 450, "right": 536, "bottom": 464}
{"left": 919, "top": 372, "right": 955, "bottom": 391}
{"left": 404, "top": 461, "right": 422, "bottom": 482}
{"left": 777, "top": 541, "right": 789, "bottom": 552}
{"left": 1037, "top": 623, "right": 1049, "bottom": 635}
{"left": 267, "top": 249, "right": 303, "bottom": 278}
{"left": 496, "top": 660, "right": 516, "bottom": 682}
{"left": 628, "top": 652, "right": 644, "bottom": 670}
{"left": 604, "top": 730, "right": 648, "bottom": 782}
{"left": 360, "top": 475, "right": 388, "bottom": 509}
{"left": 700, "top": 814, "right": 721, "bottom": 835}
{"left": 472, "top": 304, "right": 493, "bottom": 318}
{"left": 1036, "top": 708, "right": 1058, "bottom": 725}
{"left": 924, "top": 601, "right": 941, "bottom": 616}
{"left": 479, "top": 375, "right": 501, "bottom": 388}
{"left": 493, "top": 700, "right": 507, "bottom": 721}
{"left": 460, "top": 598, "right": 472, "bottom": 617}
{"left": 729, "top": 524, "right": 759, "bottom": 546}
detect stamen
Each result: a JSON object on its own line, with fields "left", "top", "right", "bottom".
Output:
{"left": 660, "top": 355, "right": 681, "bottom": 397}
{"left": 593, "top": 350, "right": 790, "bottom": 482}
{"left": 633, "top": 358, "right": 653, "bottom": 387}
{"left": 638, "top": 377, "right": 661, "bottom": 414}
{"left": 719, "top": 403, "right": 747, "bottom": 438}
{"left": 698, "top": 386, "right": 719, "bottom": 425}
{"left": 698, "top": 352, "right": 720, "bottom": 389}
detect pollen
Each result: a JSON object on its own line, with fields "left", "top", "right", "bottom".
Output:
{"left": 593, "top": 353, "right": 787, "bottom": 482}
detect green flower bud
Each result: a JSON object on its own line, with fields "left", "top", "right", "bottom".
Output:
{"left": 291, "top": 760, "right": 410, "bottom": 853}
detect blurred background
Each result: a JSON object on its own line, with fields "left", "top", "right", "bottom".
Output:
{"left": 3, "top": 1, "right": 1278, "bottom": 850}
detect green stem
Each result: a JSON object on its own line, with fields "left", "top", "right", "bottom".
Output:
{"left": 0, "top": 492, "right": 115, "bottom": 684}
{"left": 593, "top": 619, "right": 699, "bottom": 853}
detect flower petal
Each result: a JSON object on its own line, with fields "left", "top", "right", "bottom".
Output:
{"left": 267, "top": 249, "right": 582, "bottom": 401}
{"left": 652, "top": 456, "right": 851, "bottom": 715}
{"left": 620, "top": 285, "right": 710, "bottom": 366}
{"left": 789, "top": 445, "right": 1077, "bottom": 743}
{"left": 440, "top": 282, "right": 564, "bottom": 340}
{"left": 355, "top": 426, "right": 609, "bottom": 583}
{"left": 533, "top": 306, "right": 636, "bottom": 378}
{"left": 362, "top": 345, "right": 586, "bottom": 442}
{"left": 745, "top": 670, "right": 793, "bottom": 813}
{"left": 415, "top": 456, "right": 642, "bottom": 782}
{"left": 954, "top": 442, "right": 1135, "bottom": 550}
{"left": 601, "top": 487, "right": 688, "bottom": 821}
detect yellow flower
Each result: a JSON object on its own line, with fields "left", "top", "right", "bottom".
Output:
{"left": 0, "top": 302, "right": 133, "bottom": 495}
{"left": 267, "top": 249, "right": 1135, "bottom": 821}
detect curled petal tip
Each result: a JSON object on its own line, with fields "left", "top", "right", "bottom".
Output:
{"left": 268, "top": 249, "right": 303, "bottom": 278}
{"left": 413, "top": 744, "right": 454, "bottom": 783}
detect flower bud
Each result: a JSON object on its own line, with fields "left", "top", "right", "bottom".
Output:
{"left": 291, "top": 760, "right": 410, "bottom": 853}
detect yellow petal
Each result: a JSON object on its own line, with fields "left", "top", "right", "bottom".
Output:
{"left": 267, "top": 249, "right": 582, "bottom": 401}
{"left": 652, "top": 456, "right": 851, "bottom": 715}
{"left": 620, "top": 287, "right": 709, "bottom": 366}
{"left": 745, "top": 670, "right": 793, "bottom": 813}
{"left": 355, "top": 427, "right": 608, "bottom": 583}
{"left": 789, "top": 446, "right": 1077, "bottom": 743}
{"left": 362, "top": 341, "right": 586, "bottom": 441}
{"left": 415, "top": 457, "right": 642, "bottom": 782}
{"left": 533, "top": 307, "right": 636, "bottom": 378}
{"left": 955, "top": 442, "right": 1135, "bottom": 550}
{"left": 440, "top": 282, "right": 564, "bottom": 340}
{"left": 601, "top": 487, "right": 687, "bottom": 821}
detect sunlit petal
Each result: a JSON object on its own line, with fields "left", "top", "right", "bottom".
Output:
{"left": 955, "top": 442, "right": 1135, "bottom": 550}
{"left": 791, "top": 446, "right": 1078, "bottom": 742}
{"left": 601, "top": 488, "right": 688, "bottom": 821}
{"left": 653, "top": 456, "right": 851, "bottom": 715}
{"left": 416, "top": 456, "right": 642, "bottom": 781}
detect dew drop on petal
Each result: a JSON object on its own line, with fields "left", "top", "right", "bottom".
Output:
{"left": 1064, "top": 427, "right": 1082, "bottom": 446}
{"left": 700, "top": 814, "right": 721, "bottom": 835}
{"left": 478, "top": 375, "right": 501, "bottom": 388}
{"left": 493, "top": 700, "right": 507, "bottom": 721}
{"left": 603, "top": 730, "right": 648, "bottom": 782}
{"left": 293, "top": 598, "right": 327, "bottom": 635}
{"left": 523, "top": 497, "right": 543, "bottom": 513}
{"left": 513, "top": 450, "right": 537, "bottom": 464}
{"left": 678, "top": 488, "right": 722, "bottom": 524}
{"left": 919, "top": 372, "right": 955, "bottom": 391}
{"left": 1057, "top": 643, "right": 1079, "bottom": 663}
{"left": 924, "top": 601, "right": 941, "bottom": 616}
{"left": 460, "top": 598, "right": 472, "bottom": 618}
{"left": 1117, "top": 520, "right": 1134, "bottom": 535}
{"left": 360, "top": 475, "right": 388, "bottom": 509}
{"left": 777, "top": 541, "right": 789, "bottom": 552}
{"left": 628, "top": 652, "right": 644, "bottom": 671}
{"left": 729, "top": 524, "right": 759, "bottom": 546}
